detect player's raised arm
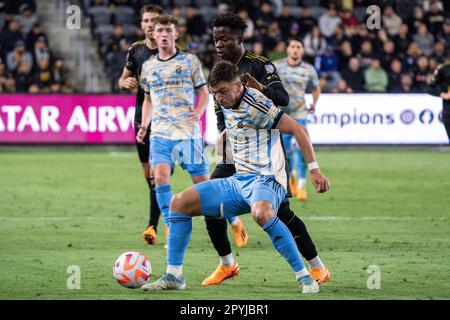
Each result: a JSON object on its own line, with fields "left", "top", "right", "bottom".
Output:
{"left": 277, "top": 113, "right": 330, "bottom": 193}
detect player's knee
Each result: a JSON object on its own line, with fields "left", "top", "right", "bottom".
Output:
{"left": 170, "top": 189, "right": 200, "bottom": 215}
{"left": 251, "top": 202, "right": 275, "bottom": 226}
{"left": 154, "top": 172, "right": 170, "bottom": 185}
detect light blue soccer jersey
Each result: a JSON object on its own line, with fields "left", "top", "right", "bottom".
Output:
{"left": 272, "top": 58, "right": 319, "bottom": 119}
{"left": 221, "top": 87, "right": 287, "bottom": 190}
{"left": 141, "top": 50, "right": 206, "bottom": 140}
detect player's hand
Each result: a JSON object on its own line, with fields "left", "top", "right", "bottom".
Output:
{"left": 123, "top": 77, "right": 138, "bottom": 90}
{"left": 241, "top": 73, "right": 265, "bottom": 92}
{"left": 190, "top": 106, "right": 200, "bottom": 122}
{"left": 440, "top": 92, "right": 450, "bottom": 100}
{"left": 136, "top": 125, "right": 147, "bottom": 145}
{"left": 310, "top": 169, "right": 330, "bottom": 193}
{"left": 308, "top": 103, "right": 316, "bottom": 114}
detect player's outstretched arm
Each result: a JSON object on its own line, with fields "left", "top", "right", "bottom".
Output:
{"left": 136, "top": 93, "right": 153, "bottom": 145}
{"left": 277, "top": 113, "right": 330, "bottom": 193}
{"left": 118, "top": 68, "right": 138, "bottom": 91}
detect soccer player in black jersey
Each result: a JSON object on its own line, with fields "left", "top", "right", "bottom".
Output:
{"left": 429, "top": 61, "right": 450, "bottom": 142}
{"left": 118, "top": 4, "right": 163, "bottom": 245}
{"left": 202, "top": 12, "right": 330, "bottom": 286}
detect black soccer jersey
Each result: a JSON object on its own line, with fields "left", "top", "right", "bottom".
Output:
{"left": 125, "top": 40, "right": 158, "bottom": 125}
{"left": 215, "top": 50, "right": 289, "bottom": 132}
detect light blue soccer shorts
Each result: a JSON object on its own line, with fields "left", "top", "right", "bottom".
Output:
{"left": 150, "top": 136, "right": 209, "bottom": 177}
{"left": 193, "top": 173, "right": 286, "bottom": 219}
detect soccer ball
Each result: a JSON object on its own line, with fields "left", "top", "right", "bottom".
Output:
{"left": 113, "top": 251, "right": 151, "bottom": 288}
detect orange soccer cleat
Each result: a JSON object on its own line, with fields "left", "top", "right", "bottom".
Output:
{"left": 142, "top": 225, "right": 157, "bottom": 245}
{"left": 201, "top": 262, "right": 240, "bottom": 286}
{"left": 289, "top": 180, "right": 298, "bottom": 197}
{"left": 310, "top": 267, "right": 331, "bottom": 285}
{"left": 231, "top": 218, "right": 248, "bottom": 248}
{"left": 296, "top": 188, "right": 308, "bottom": 201}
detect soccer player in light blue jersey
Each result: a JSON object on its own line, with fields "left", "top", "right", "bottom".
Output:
{"left": 142, "top": 61, "right": 330, "bottom": 293}
{"left": 136, "top": 15, "right": 210, "bottom": 243}
{"left": 273, "top": 38, "right": 321, "bottom": 201}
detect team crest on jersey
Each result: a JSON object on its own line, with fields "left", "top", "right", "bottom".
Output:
{"left": 176, "top": 65, "right": 182, "bottom": 73}
{"left": 237, "top": 119, "right": 244, "bottom": 128}
{"left": 265, "top": 64, "right": 275, "bottom": 74}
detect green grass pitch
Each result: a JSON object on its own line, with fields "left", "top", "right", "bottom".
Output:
{"left": 1, "top": 147, "right": 449, "bottom": 300}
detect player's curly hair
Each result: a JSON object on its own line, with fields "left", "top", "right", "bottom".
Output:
{"left": 211, "top": 12, "right": 248, "bottom": 37}
{"left": 208, "top": 61, "right": 240, "bottom": 87}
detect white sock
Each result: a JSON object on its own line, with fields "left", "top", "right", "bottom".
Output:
{"left": 229, "top": 217, "right": 239, "bottom": 226}
{"left": 298, "top": 178, "right": 307, "bottom": 189}
{"left": 295, "top": 268, "right": 310, "bottom": 280}
{"left": 166, "top": 265, "right": 183, "bottom": 278}
{"left": 219, "top": 253, "right": 235, "bottom": 266}
{"left": 307, "top": 256, "right": 325, "bottom": 269}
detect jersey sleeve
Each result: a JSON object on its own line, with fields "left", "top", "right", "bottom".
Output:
{"left": 260, "top": 60, "right": 283, "bottom": 87}
{"left": 308, "top": 64, "right": 319, "bottom": 88}
{"left": 190, "top": 54, "right": 206, "bottom": 89}
{"left": 249, "top": 95, "right": 284, "bottom": 129}
{"left": 140, "top": 62, "right": 151, "bottom": 95}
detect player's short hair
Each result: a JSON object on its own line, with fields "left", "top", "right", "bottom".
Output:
{"left": 151, "top": 14, "right": 178, "bottom": 26}
{"left": 208, "top": 61, "right": 240, "bottom": 87}
{"left": 211, "top": 12, "right": 247, "bottom": 37}
{"left": 140, "top": 4, "right": 163, "bottom": 20}
{"left": 287, "top": 37, "right": 304, "bottom": 47}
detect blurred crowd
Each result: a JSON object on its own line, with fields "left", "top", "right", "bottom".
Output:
{"left": 0, "top": 0, "right": 75, "bottom": 93}
{"left": 2, "top": 0, "right": 449, "bottom": 94}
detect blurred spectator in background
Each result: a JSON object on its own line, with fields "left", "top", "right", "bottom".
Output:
{"left": 341, "top": 58, "right": 365, "bottom": 93}
{"left": 413, "top": 23, "right": 434, "bottom": 56}
{"left": 425, "top": 0, "right": 445, "bottom": 36}
{"left": 340, "top": 9, "right": 359, "bottom": 31}
{"left": 388, "top": 58, "right": 403, "bottom": 92}
{"left": 304, "top": 25, "right": 327, "bottom": 63}
{"left": 33, "top": 35, "right": 50, "bottom": 66}
{"left": 431, "top": 41, "right": 447, "bottom": 64}
{"left": 413, "top": 55, "right": 431, "bottom": 92}
{"left": 255, "top": 1, "right": 275, "bottom": 33}
{"left": 263, "top": 21, "right": 282, "bottom": 53}
{"left": 408, "top": 6, "right": 426, "bottom": 33}
{"left": 268, "top": 40, "right": 286, "bottom": 61}
{"left": 382, "top": 5, "right": 402, "bottom": 37}
{"left": 380, "top": 40, "right": 396, "bottom": 70}
{"left": 315, "top": 45, "right": 340, "bottom": 92}
{"left": 107, "top": 38, "right": 129, "bottom": 92}
{"left": 336, "top": 40, "right": 353, "bottom": 72}
{"left": 7, "top": 40, "right": 33, "bottom": 72}
{"left": 25, "top": 23, "right": 47, "bottom": 51}
{"left": 238, "top": 9, "right": 255, "bottom": 40}
{"left": 16, "top": 3, "right": 37, "bottom": 36}
{"left": 392, "top": 73, "right": 418, "bottom": 93}
{"left": 364, "top": 58, "right": 388, "bottom": 93}
{"left": 331, "top": 78, "right": 353, "bottom": 93}
{"left": 319, "top": 4, "right": 342, "bottom": 39}
{"left": 0, "top": 61, "right": 7, "bottom": 92}
{"left": 186, "top": 5, "right": 205, "bottom": 38}
{"left": 298, "top": 7, "right": 317, "bottom": 38}
{"left": 277, "top": 4, "right": 296, "bottom": 39}
{"left": 252, "top": 41, "right": 264, "bottom": 56}
{"left": 438, "top": 19, "right": 450, "bottom": 53}
{"left": 356, "top": 40, "right": 374, "bottom": 69}
{"left": 34, "top": 57, "right": 52, "bottom": 90}
{"left": 403, "top": 42, "right": 422, "bottom": 72}
{"left": 393, "top": 24, "right": 411, "bottom": 58}
{"left": 0, "top": 19, "right": 24, "bottom": 53}
{"left": 14, "top": 61, "right": 33, "bottom": 92}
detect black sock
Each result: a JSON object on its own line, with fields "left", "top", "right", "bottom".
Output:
{"left": 277, "top": 201, "right": 318, "bottom": 260}
{"left": 205, "top": 217, "right": 232, "bottom": 257}
{"left": 148, "top": 180, "right": 161, "bottom": 232}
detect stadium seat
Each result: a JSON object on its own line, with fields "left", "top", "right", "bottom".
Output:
{"left": 114, "top": 6, "right": 136, "bottom": 25}
{"left": 122, "top": 23, "right": 137, "bottom": 37}
{"left": 283, "top": 0, "right": 299, "bottom": 6}
{"left": 89, "top": 6, "right": 112, "bottom": 26}
{"left": 199, "top": 6, "right": 218, "bottom": 24}
{"left": 309, "top": 6, "right": 327, "bottom": 19}
{"left": 174, "top": 0, "right": 193, "bottom": 7}
{"left": 95, "top": 24, "right": 114, "bottom": 44}
{"left": 302, "top": 0, "right": 321, "bottom": 7}
{"left": 289, "top": 6, "right": 303, "bottom": 18}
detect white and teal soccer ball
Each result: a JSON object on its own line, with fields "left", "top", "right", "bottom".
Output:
{"left": 113, "top": 251, "right": 151, "bottom": 288}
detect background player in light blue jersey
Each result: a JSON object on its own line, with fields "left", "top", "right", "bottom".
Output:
{"left": 136, "top": 15, "right": 210, "bottom": 242}
{"left": 142, "top": 61, "right": 330, "bottom": 293}
{"left": 273, "top": 38, "right": 321, "bottom": 201}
